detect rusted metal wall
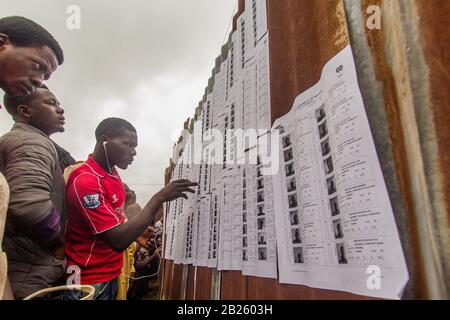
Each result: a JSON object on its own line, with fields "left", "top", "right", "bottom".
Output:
{"left": 343, "top": 0, "right": 450, "bottom": 299}
{"left": 161, "top": 0, "right": 449, "bottom": 300}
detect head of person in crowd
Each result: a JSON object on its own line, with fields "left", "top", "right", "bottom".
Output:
{"left": 0, "top": 16, "right": 63, "bottom": 97}
{"left": 94, "top": 117, "right": 137, "bottom": 173}
{"left": 3, "top": 84, "right": 65, "bottom": 136}
{"left": 124, "top": 183, "right": 141, "bottom": 220}
{"left": 124, "top": 183, "right": 137, "bottom": 206}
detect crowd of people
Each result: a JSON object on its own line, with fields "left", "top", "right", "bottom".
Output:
{"left": 0, "top": 16, "right": 197, "bottom": 300}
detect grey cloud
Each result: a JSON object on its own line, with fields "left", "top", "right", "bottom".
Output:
{"left": 0, "top": 0, "right": 237, "bottom": 205}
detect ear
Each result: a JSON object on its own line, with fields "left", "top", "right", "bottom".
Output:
{"left": 16, "top": 104, "right": 32, "bottom": 119}
{"left": 100, "top": 135, "right": 110, "bottom": 145}
{"left": 0, "top": 34, "right": 10, "bottom": 50}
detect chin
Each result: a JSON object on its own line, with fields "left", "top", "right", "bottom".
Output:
{"left": 49, "top": 127, "right": 65, "bottom": 136}
{"left": 118, "top": 163, "right": 129, "bottom": 170}
{"left": 6, "top": 86, "right": 24, "bottom": 97}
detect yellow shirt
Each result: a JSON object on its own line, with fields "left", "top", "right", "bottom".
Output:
{"left": 117, "top": 241, "right": 137, "bottom": 300}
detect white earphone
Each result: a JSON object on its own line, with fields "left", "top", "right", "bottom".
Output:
{"left": 102, "top": 140, "right": 113, "bottom": 173}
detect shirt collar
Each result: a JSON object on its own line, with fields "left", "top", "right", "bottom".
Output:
{"left": 85, "top": 154, "right": 119, "bottom": 179}
{"left": 12, "top": 122, "right": 49, "bottom": 138}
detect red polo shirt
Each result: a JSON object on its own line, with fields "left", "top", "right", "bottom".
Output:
{"left": 64, "top": 155, "right": 126, "bottom": 285}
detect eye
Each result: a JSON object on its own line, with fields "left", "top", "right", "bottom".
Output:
{"left": 33, "top": 62, "right": 43, "bottom": 71}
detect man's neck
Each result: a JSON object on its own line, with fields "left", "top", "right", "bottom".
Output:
{"left": 93, "top": 145, "right": 113, "bottom": 173}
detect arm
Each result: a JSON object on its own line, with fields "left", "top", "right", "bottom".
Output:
{"left": 150, "top": 247, "right": 162, "bottom": 262}
{"left": 100, "top": 179, "right": 197, "bottom": 252}
{"left": 135, "top": 247, "right": 161, "bottom": 271}
{"left": 3, "top": 139, "right": 62, "bottom": 248}
{"left": 100, "top": 195, "right": 162, "bottom": 252}
{"left": 28, "top": 206, "right": 65, "bottom": 258}
{"left": 135, "top": 255, "right": 152, "bottom": 271}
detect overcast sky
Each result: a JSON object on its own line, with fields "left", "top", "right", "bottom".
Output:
{"left": 0, "top": 0, "right": 237, "bottom": 205}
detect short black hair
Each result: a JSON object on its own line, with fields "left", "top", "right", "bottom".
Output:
{"left": 0, "top": 16, "right": 64, "bottom": 65}
{"left": 95, "top": 118, "right": 137, "bottom": 141}
{"left": 3, "top": 84, "right": 49, "bottom": 117}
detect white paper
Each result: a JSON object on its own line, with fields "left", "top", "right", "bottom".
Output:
{"left": 242, "top": 146, "right": 278, "bottom": 279}
{"left": 243, "top": 59, "right": 257, "bottom": 134}
{"left": 207, "top": 188, "right": 221, "bottom": 268}
{"left": 181, "top": 165, "right": 199, "bottom": 265}
{"left": 255, "top": 0, "right": 268, "bottom": 43}
{"left": 256, "top": 33, "right": 271, "bottom": 133}
{"left": 218, "top": 166, "right": 244, "bottom": 271}
{"left": 272, "top": 45, "right": 409, "bottom": 299}
{"left": 194, "top": 195, "right": 211, "bottom": 267}
{"left": 242, "top": 160, "right": 257, "bottom": 275}
{"left": 217, "top": 171, "right": 231, "bottom": 271}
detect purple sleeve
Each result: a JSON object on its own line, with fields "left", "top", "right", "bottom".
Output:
{"left": 29, "top": 207, "right": 61, "bottom": 243}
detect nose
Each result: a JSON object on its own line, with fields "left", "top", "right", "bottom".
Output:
{"left": 131, "top": 149, "right": 137, "bottom": 157}
{"left": 56, "top": 105, "right": 65, "bottom": 114}
{"left": 30, "top": 74, "right": 44, "bottom": 88}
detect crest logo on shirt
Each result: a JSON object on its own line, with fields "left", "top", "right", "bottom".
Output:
{"left": 82, "top": 194, "right": 100, "bottom": 209}
{"left": 112, "top": 194, "right": 118, "bottom": 203}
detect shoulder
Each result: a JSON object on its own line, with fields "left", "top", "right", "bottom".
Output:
{"left": 68, "top": 171, "right": 104, "bottom": 206}
{"left": 64, "top": 161, "right": 85, "bottom": 184}
{"left": 0, "top": 129, "right": 55, "bottom": 155}
{"left": 71, "top": 171, "right": 101, "bottom": 189}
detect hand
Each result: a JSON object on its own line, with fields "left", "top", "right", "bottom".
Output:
{"left": 50, "top": 232, "right": 65, "bottom": 260}
{"left": 156, "top": 179, "right": 198, "bottom": 203}
{"left": 150, "top": 247, "right": 162, "bottom": 260}
{"left": 136, "top": 225, "right": 157, "bottom": 250}
{"left": 53, "top": 246, "right": 65, "bottom": 260}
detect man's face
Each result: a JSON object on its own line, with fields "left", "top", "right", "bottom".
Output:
{"left": 108, "top": 130, "right": 138, "bottom": 170}
{"left": 25, "top": 88, "right": 65, "bottom": 136}
{"left": 0, "top": 41, "right": 58, "bottom": 96}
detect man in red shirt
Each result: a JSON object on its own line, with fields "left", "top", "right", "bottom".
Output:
{"left": 64, "top": 118, "right": 196, "bottom": 300}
